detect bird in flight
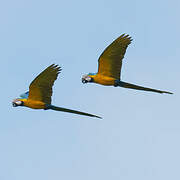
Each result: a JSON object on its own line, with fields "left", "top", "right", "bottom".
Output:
{"left": 82, "top": 34, "right": 173, "bottom": 94}
{"left": 12, "top": 64, "right": 101, "bottom": 119}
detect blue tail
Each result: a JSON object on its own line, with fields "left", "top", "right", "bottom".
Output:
{"left": 114, "top": 80, "right": 173, "bottom": 94}
{"left": 45, "top": 104, "right": 102, "bottom": 119}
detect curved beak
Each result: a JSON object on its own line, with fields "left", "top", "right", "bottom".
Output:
{"left": 82, "top": 78, "right": 88, "bottom": 84}
{"left": 12, "top": 102, "right": 17, "bottom": 107}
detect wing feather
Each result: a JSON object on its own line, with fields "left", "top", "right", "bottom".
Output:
{"left": 20, "top": 91, "right": 29, "bottom": 99}
{"left": 98, "top": 34, "right": 132, "bottom": 79}
{"left": 28, "top": 64, "right": 61, "bottom": 104}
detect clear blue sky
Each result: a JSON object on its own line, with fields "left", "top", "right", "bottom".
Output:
{"left": 1, "top": 0, "right": 180, "bottom": 179}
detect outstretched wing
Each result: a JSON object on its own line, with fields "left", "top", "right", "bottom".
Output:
{"left": 20, "top": 91, "right": 29, "bottom": 99}
{"left": 97, "top": 34, "right": 132, "bottom": 79}
{"left": 28, "top": 64, "right": 61, "bottom": 104}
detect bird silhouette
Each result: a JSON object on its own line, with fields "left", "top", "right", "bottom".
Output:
{"left": 12, "top": 64, "right": 101, "bottom": 119}
{"left": 82, "top": 34, "right": 173, "bottom": 94}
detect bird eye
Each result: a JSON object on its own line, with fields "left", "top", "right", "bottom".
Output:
{"left": 82, "top": 75, "right": 88, "bottom": 79}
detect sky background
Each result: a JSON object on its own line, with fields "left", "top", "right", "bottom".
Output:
{"left": 0, "top": 0, "right": 180, "bottom": 179}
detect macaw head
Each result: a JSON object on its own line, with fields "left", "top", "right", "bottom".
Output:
{"left": 82, "top": 73, "right": 96, "bottom": 84}
{"left": 12, "top": 99, "right": 24, "bottom": 107}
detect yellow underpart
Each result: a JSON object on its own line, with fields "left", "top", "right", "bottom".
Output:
{"left": 21, "top": 99, "right": 46, "bottom": 109}
{"left": 90, "top": 75, "right": 116, "bottom": 86}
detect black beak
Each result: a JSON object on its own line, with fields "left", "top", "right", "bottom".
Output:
{"left": 12, "top": 102, "right": 17, "bottom": 107}
{"left": 82, "top": 78, "right": 87, "bottom": 84}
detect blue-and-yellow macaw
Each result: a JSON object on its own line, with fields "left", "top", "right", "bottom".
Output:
{"left": 82, "top": 34, "right": 173, "bottom": 94}
{"left": 12, "top": 64, "right": 101, "bottom": 119}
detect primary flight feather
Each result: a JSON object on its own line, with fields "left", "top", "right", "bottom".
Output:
{"left": 82, "top": 34, "right": 173, "bottom": 94}
{"left": 12, "top": 64, "right": 101, "bottom": 119}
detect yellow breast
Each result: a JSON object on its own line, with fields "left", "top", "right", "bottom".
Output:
{"left": 22, "top": 99, "right": 46, "bottom": 109}
{"left": 92, "top": 74, "right": 115, "bottom": 86}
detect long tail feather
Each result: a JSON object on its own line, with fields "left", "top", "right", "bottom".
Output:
{"left": 117, "top": 81, "right": 173, "bottom": 94}
{"left": 47, "top": 105, "right": 102, "bottom": 119}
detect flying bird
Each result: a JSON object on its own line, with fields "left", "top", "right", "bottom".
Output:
{"left": 12, "top": 64, "right": 101, "bottom": 119}
{"left": 82, "top": 34, "right": 173, "bottom": 94}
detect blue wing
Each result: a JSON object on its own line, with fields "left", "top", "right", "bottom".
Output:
{"left": 20, "top": 91, "right": 29, "bottom": 99}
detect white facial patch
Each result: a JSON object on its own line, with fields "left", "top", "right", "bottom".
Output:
{"left": 12, "top": 99, "right": 22, "bottom": 105}
{"left": 16, "top": 101, "right": 22, "bottom": 105}
{"left": 82, "top": 75, "right": 91, "bottom": 82}
{"left": 82, "top": 75, "right": 88, "bottom": 79}
{"left": 85, "top": 76, "right": 92, "bottom": 81}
